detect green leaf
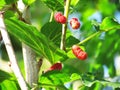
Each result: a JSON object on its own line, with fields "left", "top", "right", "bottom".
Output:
{"left": 41, "top": 22, "right": 62, "bottom": 46}
{"left": 81, "top": 73, "right": 120, "bottom": 88}
{"left": 0, "top": 0, "right": 18, "bottom": 9}
{"left": 40, "top": 71, "right": 120, "bottom": 89}
{"left": 70, "top": 73, "right": 81, "bottom": 82}
{"left": 5, "top": 18, "right": 67, "bottom": 63}
{"left": 98, "top": 0, "right": 116, "bottom": 16}
{"left": 5, "top": 18, "right": 53, "bottom": 61}
{"left": 1, "top": 0, "right": 18, "bottom": 4}
{"left": 100, "top": 17, "right": 120, "bottom": 31}
{"left": 40, "top": 70, "right": 70, "bottom": 85}
{"left": 41, "top": 0, "right": 64, "bottom": 11}
{"left": 0, "top": 0, "right": 6, "bottom": 9}
{"left": 0, "top": 70, "right": 11, "bottom": 82}
{"left": 57, "top": 86, "right": 68, "bottom": 90}
{"left": 41, "top": 22, "right": 79, "bottom": 48}
{"left": 91, "top": 20, "right": 100, "bottom": 31}
{"left": 22, "top": 0, "right": 36, "bottom": 5}
{"left": 67, "top": 49, "right": 75, "bottom": 58}
{"left": 49, "top": 42, "right": 68, "bottom": 63}
{"left": 0, "top": 80, "right": 19, "bottom": 90}
{"left": 4, "top": 10, "right": 16, "bottom": 19}
{"left": 66, "top": 30, "right": 80, "bottom": 47}
{"left": 71, "top": 0, "right": 79, "bottom": 6}
{"left": 83, "top": 79, "right": 120, "bottom": 88}
{"left": 4, "top": 0, "right": 18, "bottom": 4}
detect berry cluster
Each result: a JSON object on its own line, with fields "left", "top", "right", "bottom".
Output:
{"left": 72, "top": 45, "right": 87, "bottom": 60}
{"left": 54, "top": 12, "right": 80, "bottom": 29}
{"left": 54, "top": 12, "right": 67, "bottom": 24}
{"left": 54, "top": 12, "right": 87, "bottom": 60}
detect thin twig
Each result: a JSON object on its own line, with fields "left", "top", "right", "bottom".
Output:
{"left": 49, "top": 11, "right": 54, "bottom": 22}
{"left": 78, "top": 31, "right": 102, "bottom": 45}
{"left": 60, "top": 0, "right": 71, "bottom": 50}
{"left": 0, "top": 12, "right": 28, "bottom": 90}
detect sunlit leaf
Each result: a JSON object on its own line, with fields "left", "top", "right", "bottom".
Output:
{"left": 98, "top": 0, "right": 116, "bottom": 15}
{"left": 67, "top": 49, "right": 75, "bottom": 58}
{"left": 0, "top": 0, "right": 18, "bottom": 5}
{"left": 0, "top": 0, "right": 18, "bottom": 10}
{"left": 71, "top": 0, "right": 79, "bottom": 6}
{"left": 0, "top": 0, "right": 6, "bottom": 9}
{"left": 0, "top": 80, "right": 19, "bottom": 90}
{"left": 22, "top": 0, "right": 36, "bottom": 5}
{"left": 70, "top": 73, "right": 81, "bottom": 81}
{"left": 41, "top": 0, "right": 64, "bottom": 11}
{"left": 100, "top": 17, "right": 120, "bottom": 31}
{"left": 40, "top": 70, "right": 70, "bottom": 85}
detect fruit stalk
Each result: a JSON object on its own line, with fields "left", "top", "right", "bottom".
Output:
{"left": 60, "top": 0, "right": 71, "bottom": 50}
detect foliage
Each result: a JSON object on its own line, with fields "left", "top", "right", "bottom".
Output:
{"left": 0, "top": 70, "right": 11, "bottom": 82}
{"left": 100, "top": 17, "right": 120, "bottom": 31}
{"left": 0, "top": 70, "right": 20, "bottom": 90}
{"left": 0, "top": 0, "right": 120, "bottom": 90}
{"left": 5, "top": 18, "right": 68, "bottom": 63}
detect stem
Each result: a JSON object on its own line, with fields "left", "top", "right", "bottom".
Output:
{"left": 60, "top": 0, "right": 71, "bottom": 50}
{"left": 49, "top": 11, "right": 54, "bottom": 22}
{"left": 22, "top": 44, "right": 38, "bottom": 88}
{"left": 78, "top": 31, "right": 102, "bottom": 45}
{"left": 17, "top": 1, "right": 40, "bottom": 89}
{"left": 0, "top": 12, "right": 28, "bottom": 90}
{"left": 22, "top": 8, "right": 39, "bottom": 90}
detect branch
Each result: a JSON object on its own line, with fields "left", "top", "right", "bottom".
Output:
{"left": 0, "top": 12, "right": 28, "bottom": 90}
{"left": 49, "top": 11, "right": 54, "bottom": 22}
{"left": 22, "top": 44, "right": 38, "bottom": 88}
{"left": 60, "top": 0, "right": 71, "bottom": 50}
{"left": 78, "top": 31, "right": 102, "bottom": 45}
